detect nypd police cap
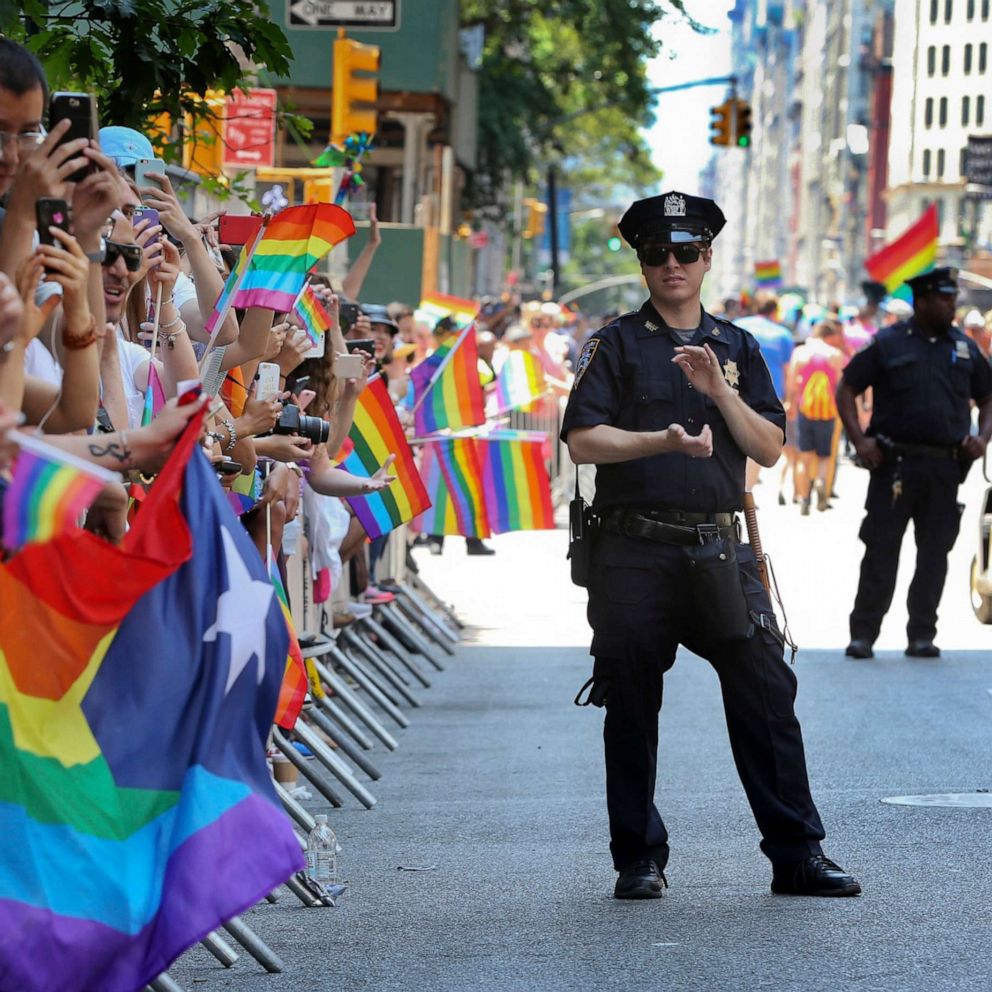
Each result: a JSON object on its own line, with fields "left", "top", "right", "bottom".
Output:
{"left": 618, "top": 190, "right": 727, "bottom": 248}
{"left": 905, "top": 266, "right": 958, "bottom": 296}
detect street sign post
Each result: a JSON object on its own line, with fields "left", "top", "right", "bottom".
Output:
{"left": 287, "top": 0, "right": 399, "bottom": 30}
{"left": 222, "top": 89, "right": 278, "bottom": 170}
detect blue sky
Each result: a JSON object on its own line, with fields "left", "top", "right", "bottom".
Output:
{"left": 643, "top": 1, "right": 736, "bottom": 192}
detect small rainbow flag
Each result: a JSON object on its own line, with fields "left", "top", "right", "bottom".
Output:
{"left": 268, "top": 551, "right": 307, "bottom": 730}
{"left": 339, "top": 375, "right": 431, "bottom": 539}
{"left": 418, "top": 436, "right": 490, "bottom": 539}
{"left": 478, "top": 431, "right": 555, "bottom": 533}
{"left": 417, "top": 291, "right": 478, "bottom": 328}
{"left": 3, "top": 433, "right": 118, "bottom": 552}
{"left": 410, "top": 326, "right": 486, "bottom": 436}
{"left": 140, "top": 362, "right": 166, "bottom": 427}
{"left": 205, "top": 204, "right": 356, "bottom": 334}
{"left": 489, "top": 350, "right": 546, "bottom": 416}
{"left": 292, "top": 284, "right": 332, "bottom": 347}
{"left": 865, "top": 204, "right": 938, "bottom": 300}
{"left": 754, "top": 260, "right": 782, "bottom": 289}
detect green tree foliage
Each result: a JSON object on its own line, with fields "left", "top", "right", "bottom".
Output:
{"left": 460, "top": 0, "right": 706, "bottom": 205}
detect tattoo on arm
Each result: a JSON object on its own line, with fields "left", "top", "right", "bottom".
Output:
{"left": 87, "top": 440, "right": 132, "bottom": 465}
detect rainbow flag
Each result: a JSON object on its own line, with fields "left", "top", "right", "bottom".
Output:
{"left": 339, "top": 375, "right": 431, "bottom": 539}
{"left": 0, "top": 416, "right": 301, "bottom": 992}
{"left": 292, "top": 284, "right": 332, "bottom": 347}
{"left": 410, "top": 326, "right": 486, "bottom": 436}
{"left": 268, "top": 551, "right": 307, "bottom": 730}
{"left": 754, "top": 260, "right": 782, "bottom": 289}
{"left": 417, "top": 291, "right": 478, "bottom": 328}
{"left": 489, "top": 350, "right": 546, "bottom": 415}
{"left": 478, "top": 431, "right": 555, "bottom": 533}
{"left": 140, "top": 362, "right": 167, "bottom": 427}
{"left": 3, "top": 433, "right": 118, "bottom": 552}
{"left": 865, "top": 204, "right": 938, "bottom": 299}
{"left": 419, "top": 436, "right": 490, "bottom": 539}
{"left": 415, "top": 442, "right": 459, "bottom": 536}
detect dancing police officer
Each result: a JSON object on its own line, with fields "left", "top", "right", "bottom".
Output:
{"left": 562, "top": 191, "right": 860, "bottom": 900}
{"left": 838, "top": 267, "right": 992, "bottom": 659}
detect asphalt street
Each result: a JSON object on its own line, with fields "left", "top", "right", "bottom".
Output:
{"left": 172, "top": 456, "right": 992, "bottom": 992}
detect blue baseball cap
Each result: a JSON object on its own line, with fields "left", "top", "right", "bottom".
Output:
{"left": 98, "top": 126, "right": 155, "bottom": 168}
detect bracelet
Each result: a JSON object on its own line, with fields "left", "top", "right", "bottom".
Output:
{"left": 160, "top": 313, "right": 184, "bottom": 331}
{"left": 221, "top": 417, "right": 238, "bottom": 453}
{"left": 62, "top": 314, "right": 98, "bottom": 350}
{"left": 163, "top": 328, "right": 188, "bottom": 350}
{"left": 206, "top": 430, "right": 224, "bottom": 446}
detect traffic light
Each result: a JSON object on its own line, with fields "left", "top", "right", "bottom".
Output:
{"left": 735, "top": 100, "right": 753, "bottom": 148}
{"left": 332, "top": 29, "right": 380, "bottom": 145}
{"left": 607, "top": 223, "right": 622, "bottom": 251}
{"left": 709, "top": 101, "right": 732, "bottom": 147}
{"left": 522, "top": 198, "right": 547, "bottom": 239}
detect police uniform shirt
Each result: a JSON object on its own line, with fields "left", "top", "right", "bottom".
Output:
{"left": 560, "top": 300, "right": 785, "bottom": 513}
{"left": 842, "top": 319, "right": 992, "bottom": 446}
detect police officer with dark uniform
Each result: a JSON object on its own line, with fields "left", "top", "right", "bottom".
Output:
{"left": 837, "top": 267, "right": 992, "bottom": 660}
{"left": 562, "top": 191, "right": 860, "bottom": 900}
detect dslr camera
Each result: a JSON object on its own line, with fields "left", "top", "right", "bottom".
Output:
{"left": 271, "top": 402, "right": 330, "bottom": 445}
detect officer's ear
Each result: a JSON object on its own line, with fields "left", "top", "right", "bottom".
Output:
{"left": 702, "top": 245, "right": 713, "bottom": 272}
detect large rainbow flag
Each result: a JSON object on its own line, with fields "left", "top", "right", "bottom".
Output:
{"left": 417, "top": 291, "right": 478, "bottom": 328}
{"left": 489, "top": 349, "right": 546, "bottom": 416}
{"left": 410, "top": 326, "right": 486, "bottom": 436}
{"left": 339, "top": 375, "right": 431, "bottom": 539}
{"left": 865, "top": 204, "right": 938, "bottom": 299}
{"left": 2, "top": 433, "right": 118, "bottom": 552}
{"left": 205, "top": 204, "right": 355, "bottom": 334}
{"left": 417, "top": 437, "right": 490, "bottom": 539}
{"left": 478, "top": 430, "right": 555, "bottom": 534}
{"left": 0, "top": 416, "right": 302, "bottom": 992}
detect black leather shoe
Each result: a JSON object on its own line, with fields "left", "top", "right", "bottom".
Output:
{"left": 771, "top": 855, "right": 861, "bottom": 897}
{"left": 466, "top": 539, "right": 495, "bottom": 556}
{"left": 845, "top": 639, "right": 873, "bottom": 659}
{"left": 906, "top": 640, "right": 940, "bottom": 657}
{"left": 614, "top": 859, "right": 667, "bottom": 900}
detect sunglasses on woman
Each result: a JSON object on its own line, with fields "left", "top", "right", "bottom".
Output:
{"left": 104, "top": 240, "right": 143, "bottom": 272}
{"left": 638, "top": 244, "right": 706, "bottom": 267}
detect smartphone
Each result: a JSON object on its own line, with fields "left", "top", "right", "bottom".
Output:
{"left": 303, "top": 332, "right": 326, "bottom": 360}
{"left": 256, "top": 361, "right": 281, "bottom": 400}
{"left": 134, "top": 158, "right": 167, "bottom": 190}
{"left": 133, "top": 206, "right": 160, "bottom": 243}
{"left": 36, "top": 197, "right": 71, "bottom": 246}
{"left": 216, "top": 459, "right": 243, "bottom": 476}
{"left": 339, "top": 301, "right": 360, "bottom": 329}
{"left": 49, "top": 92, "right": 97, "bottom": 183}
{"left": 345, "top": 338, "right": 375, "bottom": 360}
{"left": 218, "top": 213, "right": 264, "bottom": 246}
{"left": 333, "top": 353, "right": 365, "bottom": 379}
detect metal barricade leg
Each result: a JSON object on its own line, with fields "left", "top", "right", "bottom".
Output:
{"left": 305, "top": 704, "right": 383, "bottom": 780}
{"left": 312, "top": 659, "right": 399, "bottom": 751}
{"left": 200, "top": 932, "right": 239, "bottom": 968}
{"left": 147, "top": 975, "right": 186, "bottom": 992}
{"left": 293, "top": 719, "right": 377, "bottom": 809}
{"left": 408, "top": 570, "right": 465, "bottom": 630}
{"left": 271, "top": 728, "right": 344, "bottom": 808}
{"left": 273, "top": 780, "right": 317, "bottom": 835}
{"left": 358, "top": 615, "right": 437, "bottom": 684}
{"left": 222, "top": 916, "right": 284, "bottom": 973}
{"left": 340, "top": 625, "right": 424, "bottom": 703}
{"left": 377, "top": 603, "right": 445, "bottom": 671}
{"left": 392, "top": 587, "right": 458, "bottom": 653}
{"left": 316, "top": 693, "right": 376, "bottom": 751}
{"left": 325, "top": 643, "right": 411, "bottom": 729}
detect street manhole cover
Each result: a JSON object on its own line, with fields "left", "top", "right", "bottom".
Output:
{"left": 881, "top": 792, "right": 992, "bottom": 808}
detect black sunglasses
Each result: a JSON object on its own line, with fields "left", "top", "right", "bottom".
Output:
{"left": 639, "top": 244, "right": 706, "bottom": 267}
{"left": 104, "top": 240, "right": 143, "bottom": 272}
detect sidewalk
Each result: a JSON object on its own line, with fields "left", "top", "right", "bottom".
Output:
{"left": 172, "top": 500, "right": 992, "bottom": 992}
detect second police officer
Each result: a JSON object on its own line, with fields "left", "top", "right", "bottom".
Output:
{"left": 562, "top": 191, "right": 860, "bottom": 900}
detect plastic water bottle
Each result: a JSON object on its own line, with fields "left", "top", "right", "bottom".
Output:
{"left": 306, "top": 815, "right": 337, "bottom": 885}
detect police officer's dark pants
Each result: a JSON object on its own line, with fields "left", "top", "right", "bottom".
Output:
{"left": 587, "top": 532, "right": 826, "bottom": 872}
{"left": 850, "top": 457, "right": 963, "bottom": 644}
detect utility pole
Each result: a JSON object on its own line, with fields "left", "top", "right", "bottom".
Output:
{"left": 547, "top": 164, "right": 560, "bottom": 298}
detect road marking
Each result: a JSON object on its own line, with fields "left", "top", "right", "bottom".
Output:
{"left": 653, "top": 942, "right": 680, "bottom": 947}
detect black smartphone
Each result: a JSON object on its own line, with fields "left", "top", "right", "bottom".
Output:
{"left": 339, "top": 301, "right": 360, "bottom": 329}
{"left": 48, "top": 92, "right": 97, "bottom": 183}
{"left": 346, "top": 338, "right": 375, "bottom": 360}
{"left": 36, "top": 198, "right": 71, "bottom": 272}
{"left": 216, "top": 459, "right": 243, "bottom": 476}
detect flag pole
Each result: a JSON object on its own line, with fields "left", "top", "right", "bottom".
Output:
{"left": 148, "top": 281, "right": 164, "bottom": 364}
{"left": 411, "top": 323, "right": 474, "bottom": 415}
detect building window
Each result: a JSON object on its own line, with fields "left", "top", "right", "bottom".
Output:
{"left": 927, "top": 46, "right": 936, "bottom": 75}
{"left": 937, "top": 149, "right": 946, "bottom": 178}
{"left": 939, "top": 96, "right": 948, "bottom": 125}
{"left": 923, "top": 150, "right": 932, "bottom": 177}
{"left": 968, "top": 0, "right": 976, "bottom": 17}
{"left": 926, "top": 97, "right": 935, "bottom": 126}
{"left": 978, "top": 94, "right": 986, "bottom": 124}
{"left": 963, "top": 95, "right": 971, "bottom": 124}
{"left": 942, "top": 45, "right": 951, "bottom": 74}
{"left": 932, "top": 0, "right": 941, "bottom": 19}
{"left": 984, "top": 0, "right": 990, "bottom": 18}
{"left": 945, "top": 0, "right": 953, "bottom": 20}
{"left": 980, "top": 42, "right": 988, "bottom": 72}
{"left": 965, "top": 44, "right": 973, "bottom": 73}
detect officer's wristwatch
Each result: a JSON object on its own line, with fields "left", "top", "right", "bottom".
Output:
{"left": 85, "top": 238, "right": 107, "bottom": 264}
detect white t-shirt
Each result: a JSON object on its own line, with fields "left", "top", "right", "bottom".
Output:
{"left": 24, "top": 337, "right": 63, "bottom": 387}
{"left": 116, "top": 335, "right": 152, "bottom": 428}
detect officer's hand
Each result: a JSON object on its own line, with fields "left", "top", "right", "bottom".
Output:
{"left": 664, "top": 423, "right": 713, "bottom": 459}
{"left": 960, "top": 435, "right": 987, "bottom": 462}
{"left": 672, "top": 343, "right": 731, "bottom": 399}
{"left": 854, "top": 437, "right": 883, "bottom": 470}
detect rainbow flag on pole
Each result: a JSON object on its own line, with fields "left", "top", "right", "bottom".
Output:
{"left": 2, "top": 433, "right": 118, "bottom": 552}
{"left": 865, "top": 204, "right": 939, "bottom": 299}
{"left": 140, "top": 362, "right": 167, "bottom": 427}
{"left": 339, "top": 375, "right": 431, "bottom": 539}
{"left": 489, "top": 350, "right": 546, "bottom": 416}
{"left": 292, "top": 284, "right": 332, "bottom": 347}
{"left": 417, "top": 436, "right": 490, "bottom": 539}
{"left": 478, "top": 430, "right": 555, "bottom": 533}
{"left": 268, "top": 551, "right": 307, "bottom": 730}
{"left": 410, "top": 326, "right": 486, "bottom": 436}
{"left": 754, "top": 260, "right": 782, "bottom": 289}
{"left": 417, "top": 291, "right": 478, "bottom": 328}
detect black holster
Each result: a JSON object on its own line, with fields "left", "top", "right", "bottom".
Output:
{"left": 682, "top": 536, "right": 751, "bottom": 640}
{"left": 567, "top": 476, "right": 598, "bottom": 587}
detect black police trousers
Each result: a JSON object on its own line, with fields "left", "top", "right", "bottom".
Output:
{"left": 849, "top": 457, "right": 963, "bottom": 644}
{"left": 585, "top": 530, "right": 826, "bottom": 872}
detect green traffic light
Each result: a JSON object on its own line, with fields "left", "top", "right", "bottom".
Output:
{"left": 737, "top": 135, "right": 750, "bottom": 148}
{"left": 607, "top": 236, "right": 622, "bottom": 252}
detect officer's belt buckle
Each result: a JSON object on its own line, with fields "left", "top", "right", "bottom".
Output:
{"left": 696, "top": 522, "right": 721, "bottom": 544}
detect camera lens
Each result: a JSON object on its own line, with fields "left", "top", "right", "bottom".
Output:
{"left": 299, "top": 414, "right": 330, "bottom": 445}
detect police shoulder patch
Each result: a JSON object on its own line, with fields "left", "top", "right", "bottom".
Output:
{"left": 573, "top": 338, "right": 601, "bottom": 387}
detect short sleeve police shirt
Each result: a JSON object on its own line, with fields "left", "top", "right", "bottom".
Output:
{"left": 561, "top": 301, "right": 785, "bottom": 513}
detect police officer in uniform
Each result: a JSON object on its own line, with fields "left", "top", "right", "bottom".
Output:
{"left": 562, "top": 191, "right": 860, "bottom": 900}
{"left": 837, "top": 268, "right": 992, "bottom": 659}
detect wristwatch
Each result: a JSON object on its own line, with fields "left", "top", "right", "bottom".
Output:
{"left": 85, "top": 238, "right": 107, "bottom": 264}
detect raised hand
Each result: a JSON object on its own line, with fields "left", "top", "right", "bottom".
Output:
{"left": 672, "top": 343, "right": 731, "bottom": 399}
{"left": 665, "top": 422, "right": 713, "bottom": 459}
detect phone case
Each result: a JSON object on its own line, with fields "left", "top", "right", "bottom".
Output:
{"left": 49, "top": 92, "right": 97, "bottom": 183}
{"left": 133, "top": 159, "right": 167, "bottom": 190}
{"left": 256, "top": 362, "right": 281, "bottom": 400}
{"left": 218, "top": 214, "right": 264, "bottom": 246}
{"left": 333, "top": 353, "right": 365, "bottom": 379}
{"left": 36, "top": 198, "right": 71, "bottom": 247}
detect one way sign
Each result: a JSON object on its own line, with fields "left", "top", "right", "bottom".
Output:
{"left": 287, "top": 0, "right": 399, "bottom": 29}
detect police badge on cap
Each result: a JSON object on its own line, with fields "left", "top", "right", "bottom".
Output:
{"left": 617, "top": 191, "right": 727, "bottom": 249}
